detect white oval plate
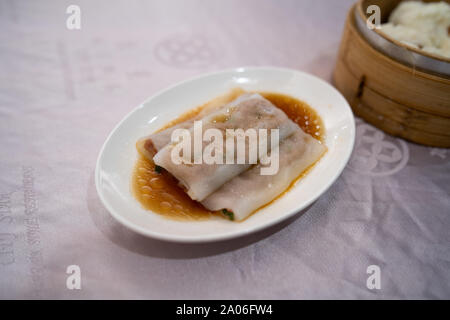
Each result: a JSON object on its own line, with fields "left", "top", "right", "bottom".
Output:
{"left": 95, "top": 67, "right": 355, "bottom": 243}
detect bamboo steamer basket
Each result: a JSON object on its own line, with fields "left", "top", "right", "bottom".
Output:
{"left": 333, "top": 0, "right": 450, "bottom": 147}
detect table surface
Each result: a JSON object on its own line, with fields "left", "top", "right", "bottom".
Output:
{"left": 0, "top": 0, "right": 449, "bottom": 299}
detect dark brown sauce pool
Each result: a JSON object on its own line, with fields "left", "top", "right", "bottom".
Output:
{"left": 132, "top": 91, "right": 325, "bottom": 221}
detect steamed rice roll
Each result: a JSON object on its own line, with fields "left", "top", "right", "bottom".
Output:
{"left": 201, "top": 127, "right": 326, "bottom": 221}
{"left": 153, "top": 93, "right": 298, "bottom": 201}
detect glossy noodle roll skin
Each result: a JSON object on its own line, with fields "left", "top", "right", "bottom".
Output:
{"left": 152, "top": 93, "right": 298, "bottom": 201}
{"left": 136, "top": 88, "right": 246, "bottom": 156}
{"left": 201, "top": 128, "right": 327, "bottom": 221}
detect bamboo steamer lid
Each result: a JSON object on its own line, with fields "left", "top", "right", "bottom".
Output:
{"left": 333, "top": 0, "right": 450, "bottom": 147}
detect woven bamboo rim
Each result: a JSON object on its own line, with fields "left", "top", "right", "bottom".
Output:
{"left": 333, "top": 4, "right": 450, "bottom": 147}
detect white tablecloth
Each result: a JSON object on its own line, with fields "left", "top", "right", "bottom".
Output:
{"left": 1, "top": 0, "right": 449, "bottom": 299}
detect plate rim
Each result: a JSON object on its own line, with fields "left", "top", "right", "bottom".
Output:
{"left": 95, "top": 66, "right": 356, "bottom": 243}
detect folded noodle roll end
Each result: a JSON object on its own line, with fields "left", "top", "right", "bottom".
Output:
{"left": 137, "top": 88, "right": 246, "bottom": 157}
